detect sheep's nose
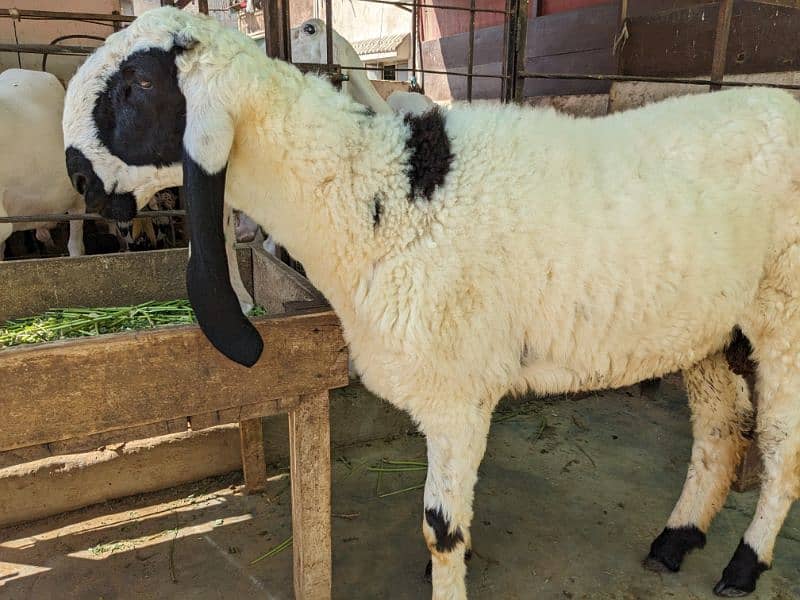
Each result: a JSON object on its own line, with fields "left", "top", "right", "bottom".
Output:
{"left": 71, "top": 172, "right": 88, "bottom": 195}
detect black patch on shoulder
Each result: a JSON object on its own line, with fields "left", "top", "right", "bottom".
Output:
{"left": 713, "top": 539, "right": 769, "bottom": 597}
{"left": 425, "top": 507, "right": 464, "bottom": 553}
{"left": 93, "top": 47, "right": 187, "bottom": 167}
{"left": 724, "top": 327, "right": 756, "bottom": 378}
{"left": 372, "top": 194, "right": 383, "bottom": 228}
{"left": 644, "top": 526, "right": 706, "bottom": 573}
{"left": 404, "top": 108, "right": 453, "bottom": 201}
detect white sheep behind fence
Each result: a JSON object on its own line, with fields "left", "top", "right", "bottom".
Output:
{"left": 62, "top": 9, "right": 800, "bottom": 598}
{"left": 0, "top": 69, "right": 85, "bottom": 259}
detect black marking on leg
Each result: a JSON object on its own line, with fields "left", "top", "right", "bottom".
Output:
{"left": 425, "top": 507, "right": 464, "bottom": 553}
{"left": 644, "top": 526, "right": 706, "bottom": 573}
{"left": 713, "top": 539, "right": 769, "bottom": 597}
{"left": 724, "top": 327, "right": 757, "bottom": 378}
{"left": 404, "top": 108, "right": 453, "bottom": 201}
{"left": 372, "top": 194, "right": 383, "bottom": 228}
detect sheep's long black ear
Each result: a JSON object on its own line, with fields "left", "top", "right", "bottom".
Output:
{"left": 183, "top": 152, "right": 263, "bottom": 367}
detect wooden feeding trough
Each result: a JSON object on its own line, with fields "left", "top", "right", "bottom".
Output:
{"left": 0, "top": 246, "right": 349, "bottom": 599}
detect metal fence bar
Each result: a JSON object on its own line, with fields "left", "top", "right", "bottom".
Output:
{"left": 0, "top": 43, "right": 96, "bottom": 56}
{"left": 0, "top": 9, "right": 135, "bottom": 23}
{"left": 466, "top": 0, "right": 476, "bottom": 101}
{"left": 710, "top": 0, "right": 734, "bottom": 91}
{"left": 360, "top": 0, "right": 510, "bottom": 15}
{"left": 325, "top": 0, "right": 334, "bottom": 65}
{"left": 0, "top": 211, "right": 187, "bottom": 224}
{"left": 518, "top": 70, "right": 800, "bottom": 90}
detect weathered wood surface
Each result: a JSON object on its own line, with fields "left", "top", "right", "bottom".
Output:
{"left": 289, "top": 391, "right": 332, "bottom": 600}
{"left": 252, "top": 245, "right": 325, "bottom": 314}
{"left": 240, "top": 418, "right": 268, "bottom": 493}
{"left": 0, "top": 246, "right": 262, "bottom": 323}
{"left": 0, "top": 310, "right": 348, "bottom": 451}
{"left": 0, "top": 425, "right": 242, "bottom": 528}
{"left": 623, "top": 1, "right": 800, "bottom": 78}
{"left": 0, "top": 249, "right": 188, "bottom": 323}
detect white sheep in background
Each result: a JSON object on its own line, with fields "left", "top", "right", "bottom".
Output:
{"left": 0, "top": 69, "right": 85, "bottom": 260}
{"left": 291, "top": 18, "right": 434, "bottom": 116}
{"left": 63, "top": 9, "right": 800, "bottom": 598}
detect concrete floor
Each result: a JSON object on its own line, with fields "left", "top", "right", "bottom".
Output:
{"left": 1, "top": 377, "right": 799, "bottom": 599}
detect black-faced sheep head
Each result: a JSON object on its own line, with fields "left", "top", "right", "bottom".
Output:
{"left": 63, "top": 7, "right": 264, "bottom": 367}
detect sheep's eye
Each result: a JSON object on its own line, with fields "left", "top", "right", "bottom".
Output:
{"left": 138, "top": 79, "right": 152, "bottom": 89}
{"left": 303, "top": 23, "right": 315, "bottom": 35}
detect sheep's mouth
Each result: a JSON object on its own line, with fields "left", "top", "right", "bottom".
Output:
{"left": 65, "top": 146, "right": 137, "bottom": 221}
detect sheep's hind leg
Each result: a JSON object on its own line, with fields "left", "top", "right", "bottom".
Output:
{"left": 420, "top": 404, "right": 493, "bottom": 600}
{"left": 645, "top": 353, "right": 753, "bottom": 573}
{"left": 67, "top": 204, "right": 85, "bottom": 257}
{"left": 714, "top": 326, "right": 800, "bottom": 596}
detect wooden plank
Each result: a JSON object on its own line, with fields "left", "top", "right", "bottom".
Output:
{"left": 0, "top": 425, "right": 242, "bottom": 529}
{"left": 0, "top": 249, "right": 188, "bottom": 322}
{"left": 0, "top": 310, "right": 349, "bottom": 451}
{"left": 240, "top": 418, "right": 268, "bottom": 493}
{"left": 623, "top": 1, "right": 800, "bottom": 77}
{"left": 710, "top": 0, "right": 735, "bottom": 90}
{"left": 289, "top": 391, "right": 332, "bottom": 600}
{"left": 252, "top": 246, "right": 326, "bottom": 314}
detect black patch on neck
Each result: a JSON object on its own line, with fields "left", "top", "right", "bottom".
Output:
{"left": 425, "top": 507, "right": 464, "bottom": 553}
{"left": 713, "top": 539, "right": 769, "bottom": 597}
{"left": 404, "top": 108, "right": 453, "bottom": 201}
{"left": 372, "top": 194, "right": 383, "bottom": 228}
{"left": 93, "top": 47, "right": 187, "bottom": 166}
{"left": 724, "top": 327, "right": 756, "bottom": 377}
{"left": 644, "top": 526, "right": 707, "bottom": 573}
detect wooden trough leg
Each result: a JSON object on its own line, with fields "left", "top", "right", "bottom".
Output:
{"left": 288, "top": 391, "right": 332, "bottom": 600}
{"left": 240, "top": 418, "right": 268, "bottom": 493}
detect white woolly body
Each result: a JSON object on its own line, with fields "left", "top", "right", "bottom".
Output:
{"left": 0, "top": 69, "right": 84, "bottom": 256}
{"left": 65, "top": 10, "right": 800, "bottom": 418}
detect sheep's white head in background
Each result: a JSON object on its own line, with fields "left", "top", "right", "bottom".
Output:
{"left": 63, "top": 7, "right": 264, "bottom": 367}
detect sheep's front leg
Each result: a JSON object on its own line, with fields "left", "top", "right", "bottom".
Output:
{"left": 67, "top": 204, "right": 85, "bottom": 257}
{"left": 222, "top": 202, "right": 254, "bottom": 314}
{"left": 420, "top": 406, "right": 492, "bottom": 600}
{"left": 646, "top": 353, "right": 753, "bottom": 573}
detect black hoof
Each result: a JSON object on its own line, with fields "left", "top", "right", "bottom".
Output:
{"left": 423, "top": 549, "right": 472, "bottom": 584}
{"left": 645, "top": 526, "right": 706, "bottom": 573}
{"left": 713, "top": 540, "right": 768, "bottom": 598}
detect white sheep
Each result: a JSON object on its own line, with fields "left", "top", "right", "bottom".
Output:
{"left": 62, "top": 9, "right": 800, "bottom": 598}
{"left": 0, "top": 69, "right": 85, "bottom": 259}
{"left": 291, "top": 18, "right": 434, "bottom": 117}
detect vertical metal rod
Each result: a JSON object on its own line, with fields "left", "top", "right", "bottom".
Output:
{"left": 411, "top": 0, "right": 418, "bottom": 84}
{"left": 198, "top": 0, "right": 209, "bottom": 14}
{"left": 466, "top": 0, "right": 476, "bottom": 101}
{"left": 502, "top": 0, "right": 515, "bottom": 102}
{"left": 325, "top": 0, "right": 333, "bottom": 65}
{"left": 512, "top": 0, "right": 529, "bottom": 103}
{"left": 265, "top": 0, "right": 290, "bottom": 60}
{"left": 710, "top": 0, "right": 734, "bottom": 91}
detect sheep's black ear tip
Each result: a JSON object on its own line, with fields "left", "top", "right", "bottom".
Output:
{"left": 222, "top": 335, "right": 263, "bottom": 368}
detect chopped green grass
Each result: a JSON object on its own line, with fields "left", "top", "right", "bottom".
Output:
{"left": 0, "top": 300, "right": 267, "bottom": 348}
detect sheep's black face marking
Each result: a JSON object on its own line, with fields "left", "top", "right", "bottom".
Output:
{"left": 65, "top": 146, "right": 137, "bottom": 219}
{"left": 93, "top": 47, "right": 186, "bottom": 167}
{"left": 714, "top": 540, "right": 769, "bottom": 597}
{"left": 425, "top": 508, "right": 464, "bottom": 553}
{"left": 404, "top": 108, "right": 453, "bottom": 201}
{"left": 644, "top": 526, "right": 707, "bottom": 573}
